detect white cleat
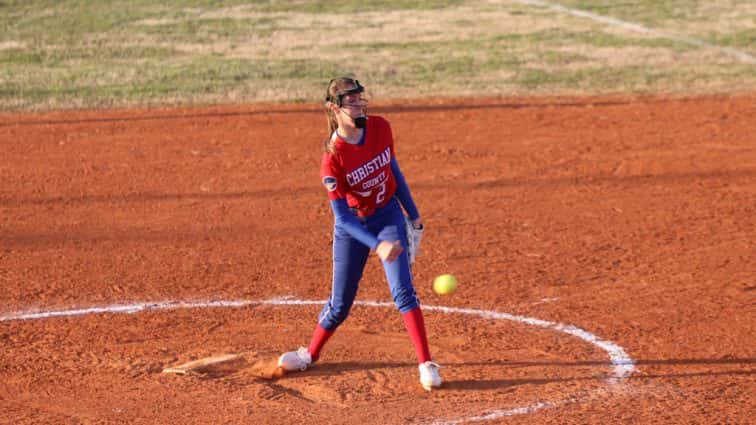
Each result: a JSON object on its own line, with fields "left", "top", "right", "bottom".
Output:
{"left": 418, "top": 361, "right": 442, "bottom": 391}
{"left": 278, "top": 347, "right": 313, "bottom": 372}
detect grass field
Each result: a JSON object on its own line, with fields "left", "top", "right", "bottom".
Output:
{"left": 1, "top": 0, "right": 754, "bottom": 110}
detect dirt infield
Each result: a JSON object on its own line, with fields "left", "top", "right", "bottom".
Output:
{"left": 1, "top": 95, "right": 754, "bottom": 424}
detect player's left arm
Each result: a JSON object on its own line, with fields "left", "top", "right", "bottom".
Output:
{"left": 390, "top": 158, "right": 420, "bottom": 222}
{"left": 382, "top": 117, "right": 420, "bottom": 223}
{"left": 383, "top": 117, "right": 423, "bottom": 263}
{"left": 391, "top": 157, "right": 424, "bottom": 264}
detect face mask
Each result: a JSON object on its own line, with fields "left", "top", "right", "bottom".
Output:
{"left": 328, "top": 79, "right": 368, "bottom": 129}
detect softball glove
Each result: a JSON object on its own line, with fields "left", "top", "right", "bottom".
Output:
{"left": 404, "top": 216, "right": 424, "bottom": 264}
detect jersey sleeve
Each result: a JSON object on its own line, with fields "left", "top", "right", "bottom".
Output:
{"left": 320, "top": 153, "right": 348, "bottom": 200}
{"left": 391, "top": 158, "right": 420, "bottom": 220}
{"left": 330, "top": 199, "right": 381, "bottom": 249}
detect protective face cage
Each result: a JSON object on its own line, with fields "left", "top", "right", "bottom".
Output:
{"left": 325, "top": 78, "right": 365, "bottom": 107}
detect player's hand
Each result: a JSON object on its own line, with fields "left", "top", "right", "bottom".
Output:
{"left": 376, "top": 240, "right": 403, "bottom": 263}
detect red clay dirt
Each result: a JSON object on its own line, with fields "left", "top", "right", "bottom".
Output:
{"left": 0, "top": 95, "right": 754, "bottom": 424}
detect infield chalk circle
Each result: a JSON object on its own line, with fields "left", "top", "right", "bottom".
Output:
{"left": 0, "top": 298, "right": 636, "bottom": 423}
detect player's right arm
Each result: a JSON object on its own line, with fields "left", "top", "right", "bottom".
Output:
{"left": 321, "top": 154, "right": 379, "bottom": 250}
{"left": 328, "top": 198, "right": 402, "bottom": 261}
{"left": 328, "top": 198, "right": 379, "bottom": 249}
{"left": 322, "top": 155, "right": 402, "bottom": 261}
{"left": 327, "top": 199, "right": 401, "bottom": 261}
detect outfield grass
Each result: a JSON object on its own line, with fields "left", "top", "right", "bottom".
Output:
{"left": 0, "top": 0, "right": 754, "bottom": 110}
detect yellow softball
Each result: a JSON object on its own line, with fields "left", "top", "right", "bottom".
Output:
{"left": 433, "top": 274, "right": 458, "bottom": 295}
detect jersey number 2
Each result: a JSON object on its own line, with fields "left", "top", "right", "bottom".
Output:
{"left": 376, "top": 182, "right": 386, "bottom": 204}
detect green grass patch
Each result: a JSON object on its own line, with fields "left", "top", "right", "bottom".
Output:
{"left": 513, "top": 66, "right": 666, "bottom": 91}
{"left": 0, "top": 56, "right": 342, "bottom": 109}
{"left": 559, "top": 0, "right": 702, "bottom": 24}
{"left": 213, "top": 0, "right": 467, "bottom": 14}
{"left": 0, "top": 45, "right": 178, "bottom": 66}
{"left": 709, "top": 29, "right": 756, "bottom": 50}
{"left": 135, "top": 17, "right": 281, "bottom": 43}
{"left": 1, "top": 0, "right": 754, "bottom": 111}
{"left": 557, "top": 0, "right": 756, "bottom": 53}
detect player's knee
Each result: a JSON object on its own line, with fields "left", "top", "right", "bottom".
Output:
{"left": 330, "top": 304, "right": 352, "bottom": 324}
{"left": 321, "top": 303, "right": 353, "bottom": 329}
{"left": 393, "top": 286, "right": 419, "bottom": 313}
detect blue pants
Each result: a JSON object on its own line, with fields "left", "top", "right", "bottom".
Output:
{"left": 318, "top": 197, "right": 419, "bottom": 330}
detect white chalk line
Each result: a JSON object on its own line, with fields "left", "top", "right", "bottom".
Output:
{"left": 0, "top": 300, "right": 251, "bottom": 321}
{"left": 516, "top": 0, "right": 756, "bottom": 64}
{"left": 0, "top": 298, "right": 635, "bottom": 423}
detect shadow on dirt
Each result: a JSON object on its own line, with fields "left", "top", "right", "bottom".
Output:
{"left": 3, "top": 168, "right": 753, "bottom": 210}
{"left": 445, "top": 357, "right": 756, "bottom": 390}
{"left": 0, "top": 99, "right": 642, "bottom": 128}
{"left": 499, "top": 357, "right": 756, "bottom": 368}
{"left": 264, "top": 357, "right": 755, "bottom": 390}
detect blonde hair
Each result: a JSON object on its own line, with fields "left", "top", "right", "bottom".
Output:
{"left": 323, "top": 77, "right": 361, "bottom": 153}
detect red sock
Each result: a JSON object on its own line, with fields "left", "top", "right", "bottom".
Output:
{"left": 307, "top": 324, "right": 334, "bottom": 363}
{"left": 402, "top": 307, "right": 432, "bottom": 363}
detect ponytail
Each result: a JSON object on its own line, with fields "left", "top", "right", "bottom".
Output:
{"left": 323, "top": 107, "right": 338, "bottom": 153}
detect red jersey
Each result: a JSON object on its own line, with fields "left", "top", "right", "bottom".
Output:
{"left": 320, "top": 115, "right": 397, "bottom": 217}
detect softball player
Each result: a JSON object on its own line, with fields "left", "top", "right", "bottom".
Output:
{"left": 278, "top": 77, "right": 442, "bottom": 391}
